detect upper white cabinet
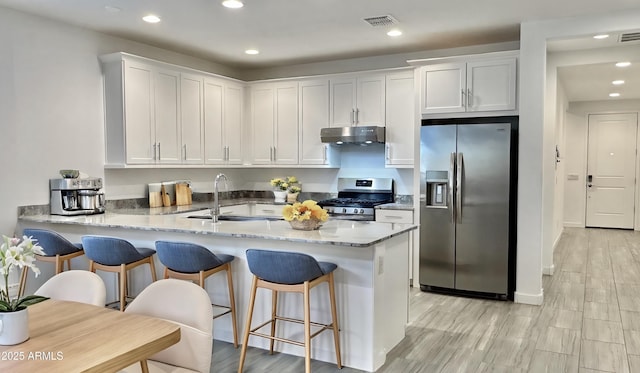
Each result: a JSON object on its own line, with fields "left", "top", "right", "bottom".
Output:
{"left": 419, "top": 57, "right": 517, "bottom": 115}
{"left": 385, "top": 71, "right": 415, "bottom": 166}
{"left": 298, "top": 79, "right": 335, "bottom": 165}
{"left": 329, "top": 74, "right": 385, "bottom": 127}
{"left": 250, "top": 82, "right": 298, "bottom": 165}
{"left": 203, "top": 78, "right": 244, "bottom": 165}
{"left": 101, "top": 52, "right": 245, "bottom": 167}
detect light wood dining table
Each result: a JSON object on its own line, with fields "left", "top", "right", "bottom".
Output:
{"left": 0, "top": 299, "right": 181, "bottom": 372}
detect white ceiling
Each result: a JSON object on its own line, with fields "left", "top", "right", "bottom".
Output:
{"left": 1, "top": 0, "right": 640, "bottom": 101}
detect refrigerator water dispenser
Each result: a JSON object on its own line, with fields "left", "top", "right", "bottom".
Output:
{"left": 425, "top": 171, "right": 448, "bottom": 207}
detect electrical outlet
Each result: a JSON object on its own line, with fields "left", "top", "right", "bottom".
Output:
{"left": 378, "top": 256, "right": 384, "bottom": 275}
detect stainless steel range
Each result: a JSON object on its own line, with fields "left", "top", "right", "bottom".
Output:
{"left": 318, "top": 178, "right": 394, "bottom": 221}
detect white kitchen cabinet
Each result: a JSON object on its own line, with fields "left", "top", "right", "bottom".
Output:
{"left": 298, "top": 79, "right": 338, "bottom": 166}
{"left": 203, "top": 78, "right": 244, "bottom": 165}
{"left": 329, "top": 74, "right": 385, "bottom": 127}
{"left": 375, "top": 209, "right": 413, "bottom": 223}
{"left": 180, "top": 73, "right": 204, "bottom": 164}
{"left": 250, "top": 82, "right": 298, "bottom": 165}
{"left": 252, "top": 204, "right": 281, "bottom": 216}
{"left": 420, "top": 57, "right": 517, "bottom": 115}
{"left": 385, "top": 71, "right": 415, "bottom": 166}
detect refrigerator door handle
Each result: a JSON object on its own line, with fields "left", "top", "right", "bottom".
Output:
{"left": 449, "top": 152, "right": 456, "bottom": 223}
{"left": 456, "top": 152, "right": 463, "bottom": 223}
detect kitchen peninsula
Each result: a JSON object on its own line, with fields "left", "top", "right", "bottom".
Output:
{"left": 17, "top": 205, "right": 416, "bottom": 372}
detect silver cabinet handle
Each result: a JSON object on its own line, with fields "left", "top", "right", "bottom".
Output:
{"left": 449, "top": 152, "right": 455, "bottom": 223}
{"left": 350, "top": 109, "right": 355, "bottom": 125}
{"left": 322, "top": 145, "right": 327, "bottom": 163}
{"left": 385, "top": 144, "right": 391, "bottom": 161}
{"left": 225, "top": 146, "right": 229, "bottom": 161}
{"left": 183, "top": 144, "right": 187, "bottom": 160}
{"left": 456, "top": 152, "right": 463, "bottom": 223}
{"left": 355, "top": 108, "right": 360, "bottom": 124}
{"left": 157, "top": 142, "right": 161, "bottom": 161}
{"left": 467, "top": 88, "right": 473, "bottom": 107}
{"left": 461, "top": 89, "right": 466, "bottom": 108}
{"left": 273, "top": 146, "right": 277, "bottom": 162}
{"left": 153, "top": 143, "right": 157, "bottom": 161}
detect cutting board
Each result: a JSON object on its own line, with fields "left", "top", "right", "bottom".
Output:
{"left": 161, "top": 185, "right": 172, "bottom": 207}
{"left": 149, "top": 192, "right": 163, "bottom": 208}
{"left": 175, "top": 183, "right": 192, "bottom": 206}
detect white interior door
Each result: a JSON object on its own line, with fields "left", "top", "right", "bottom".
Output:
{"left": 586, "top": 113, "right": 638, "bottom": 229}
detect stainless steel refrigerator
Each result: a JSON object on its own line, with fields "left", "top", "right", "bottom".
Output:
{"left": 419, "top": 117, "right": 517, "bottom": 300}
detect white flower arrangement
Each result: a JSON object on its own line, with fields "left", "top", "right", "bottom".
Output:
{"left": 0, "top": 235, "right": 48, "bottom": 312}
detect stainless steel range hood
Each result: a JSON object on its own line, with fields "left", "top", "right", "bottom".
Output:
{"left": 320, "top": 126, "right": 385, "bottom": 144}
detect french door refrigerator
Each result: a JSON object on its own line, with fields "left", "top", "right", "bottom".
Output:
{"left": 419, "top": 117, "right": 517, "bottom": 300}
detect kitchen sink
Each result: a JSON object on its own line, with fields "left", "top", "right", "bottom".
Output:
{"left": 187, "top": 214, "right": 283, "bottom": 221}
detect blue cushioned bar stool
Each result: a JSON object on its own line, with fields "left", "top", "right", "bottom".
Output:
{"left": 81, "top": 235, "right": 157, "bottom": 311}
{"left": 155, "top": 240, "right": 239, "bottom": 348}
{"left": 19, "top": 228, "right": 85, "bottom": 298}
{"left": 238, "top": 249, "right": 342, "bottom": 373}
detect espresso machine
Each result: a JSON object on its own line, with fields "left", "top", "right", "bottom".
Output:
{"left": 50, "top": 177, "right": 105, "bottom": 215}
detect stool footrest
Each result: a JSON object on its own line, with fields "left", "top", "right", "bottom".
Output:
{"left": 249, "top": 316, "right": 335, "bottom": 347}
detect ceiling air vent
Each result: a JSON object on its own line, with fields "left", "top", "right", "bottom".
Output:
{"left": 619, "top": 32, "right": 640, "bottom": 43}
{"left": 363, "top": 15, "right": 398, "bottom": 27}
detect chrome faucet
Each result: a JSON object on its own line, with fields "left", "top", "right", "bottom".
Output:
{"left": 212, "top": 173, "right": 228, "bottom": 223}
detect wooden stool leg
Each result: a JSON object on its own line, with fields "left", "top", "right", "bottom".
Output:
{"left": 148, "top": 257, "right": 157, "bottom": 282}
{"left": 18, "top": 266, "right": 28, "bottom": 298}
{"left": 269, "top": 289, "right": 277, "bottom": 354}
{"left": 328, "top": 272, "right": 342, "bottom": 368}
{"left": 226, "top": 263, "right": 239, "bottom": 348}
{"left": 163, "top": 267, "right": 169, "bottom": 280}
{"left": 238, "top": 275, "right": 258, "bottom": 373}
{"left": 119, "top": 264, "right": 127, "bottom": 312}
{"left": 55, "top": 255, "right": 63, "bottom": 274}
{"left": 303, "top": 281, "right": 311, "bottom": 373}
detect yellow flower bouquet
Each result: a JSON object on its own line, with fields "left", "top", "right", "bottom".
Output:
{"left": 282, "top": 200, "right": 328, "bottom": 230}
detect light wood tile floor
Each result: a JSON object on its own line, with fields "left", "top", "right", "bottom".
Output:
{"left": 214, "top": 228, "right": 640, "bottom": 372}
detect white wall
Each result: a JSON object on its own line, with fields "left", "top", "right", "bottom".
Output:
{"left": 519, "top": 8, "right": 640, "bottom": 305}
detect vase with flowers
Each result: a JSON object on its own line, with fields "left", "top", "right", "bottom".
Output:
{"left": 0, "top": 235, "right": 49, "bottom": 345}
{"left": 270, "top": 176, "right": 299, "bottom": 203}
{"left": 287, "top": 185, "right": 302, "bottom": 203}
{"left": 282, "top": 200, "right": 329, "bottom": 230}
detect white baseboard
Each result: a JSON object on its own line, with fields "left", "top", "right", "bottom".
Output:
{"left": 543, "top": 264, "right": 555, "bottom": 276}
{"left": 563, "top": 222, "right": 584, "bottom": 228}
{"left": 514, "top": 289, "right": 544, "bottom": 305}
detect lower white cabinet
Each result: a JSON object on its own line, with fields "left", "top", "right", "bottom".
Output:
{"left": 375, "top": 209, "right": 413, "bottom": 223}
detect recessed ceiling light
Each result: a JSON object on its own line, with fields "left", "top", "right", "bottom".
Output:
{"left": 142, "top": 15, "right": 161, "bottom": 23}
{"left": 387, "top": 29, "right": 402, "bottom": 37}
{"left": 222, "top": 0, "right": 244, "bottom": 8}
{"left": 612, "top": 80, "right": 625, "bottom": 85}
{"left": 609, "top": 93, "right": 621, "bottom": 97}
{"left": 593, "top": 34, "right": 609, "bottom": 39}
{"left": 245, "top": 49, "right": 259, "bottom": 55}
{"left": 616, "top": 61, "right": 631, "bottom": 67}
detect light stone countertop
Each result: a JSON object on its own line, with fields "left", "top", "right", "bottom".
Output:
{"left": 18, "top": 209, "right": 417, "bottom": 247}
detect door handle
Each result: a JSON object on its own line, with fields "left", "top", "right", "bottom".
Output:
{"left": 157, "top": 142, "right": 161, "bottom": 161}
{"left": 467, "top": 88, "right": 473, "bottom": 107}
{"left": 183, "top": 144, "right": 187, "bottom": 160}
{"left": 461, "top": 89, "right": 466, "bottom": 108}
{"left": 456, "top": 152, "right": 463, "bottom": 223}
{"left": 449, "top": 152, "right": 455, "bottom": 223}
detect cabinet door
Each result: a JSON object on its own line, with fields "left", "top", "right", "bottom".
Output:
{"left": 420, "top": 63, "right": 466, "bottom": 114}
{"left": 466, "top": 58, "right": 517, "bottom": 112}
{"left": 329, "top": 78, "right": 356, "bottom": 126}
{"left": 251, "top": 84, "right": 275, "bottom": 164}
{"left": 180, "top": 73, "right": 204, "bottom": 164}
{"left": 356, "top": 75, "right": 385, "bottom": 126}
{"left": 154, "top": 68, "right": 181, "bottom": 164}
{"left": 299, "top": 80, "right": 330, "bottom": 165}
{"left": 385, "top": 72, "right": 415, "bottom": 166}
{"left": 273, "top": 82, "right": 298, "bottom": 164}
{"left": 224, "top": 83, "right": 244, "bottom": 164}
{"left": 123, "top": 60, "right": 155, "bottom": 164}
{"left": 203, "top": 78, "right": 225, "bottom": 164}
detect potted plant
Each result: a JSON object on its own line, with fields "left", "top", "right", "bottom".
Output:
{"left": 287, "top": 185, "right": 302, "bottom": 203}
{"left": 270, "top": 176, "right": 298, "bottom": 203}
{"left": 282, "top": 200, "right": 329, "bottom": 230}
{"left": 0, "top": 235, "right": 49, "bottom": 345}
